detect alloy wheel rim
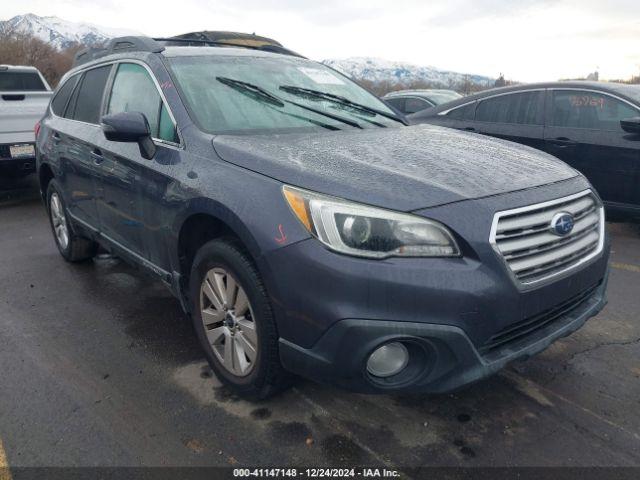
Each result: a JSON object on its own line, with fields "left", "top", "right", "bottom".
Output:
{"left": 200, "top": 267, "right": 258, "bottom": 377}
{"left": 50, "top": 193, "right": 69, "bottom": 250}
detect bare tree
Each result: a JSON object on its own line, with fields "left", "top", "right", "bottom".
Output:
{"left": 0, "top": 31, "right": 82, "bottom": 87}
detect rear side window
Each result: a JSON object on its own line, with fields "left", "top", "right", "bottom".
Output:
{"left": 107, "top": 63, "right": 177, "bottom": 143}
{"left": 551, "top": 90, "right": 639, "bottom": 131}
{"left": 66, "top": 65, "right": 112, "bottom": 124}
{"left": 404, "top": 97, "right": 431, "bottom": 114}
{"left": 0, "top": 71, "right": 47, "bottom": 91}
{"left": 446, "top": 102, "right": 476, "bottom": 120}
{"left": 476, "top": 91, "right": 543, "bottom": 125}
{"left": 385, "top": 97, "right": 405, "bottom": 113}
{"left": 51, "top": 75, "right": 80, "bottom": 116}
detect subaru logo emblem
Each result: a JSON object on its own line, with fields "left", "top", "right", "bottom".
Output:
{"left": 550, "top": 212, "right": 575, "bottom": 236}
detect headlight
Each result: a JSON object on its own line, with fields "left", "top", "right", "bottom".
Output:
{"left": 282, "top": 185, "right": 460, "bottom": 258}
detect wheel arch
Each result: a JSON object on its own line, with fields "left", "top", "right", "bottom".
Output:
{"left": 38, "top": 163, "right": 55, "bottom": 203}
{"left": 174, "top": 198, "right": 264, "bottom": 289}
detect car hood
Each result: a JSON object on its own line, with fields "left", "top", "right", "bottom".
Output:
{"left": 212, "top": 124, "right": 578, "bottom": 211}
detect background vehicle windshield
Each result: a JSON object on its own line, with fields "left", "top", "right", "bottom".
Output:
{"left": 426, "top": 91, "right": 462, "bottom": 105}
{"left": 168, "top": 54, "right": 399, "bottom": 134}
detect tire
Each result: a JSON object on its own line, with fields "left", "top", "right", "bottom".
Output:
{"left": 189, "top": 238, "right": 291, "bottom": 399}
{"left": 46, "top": 180, "right": 98, "bottom": 262}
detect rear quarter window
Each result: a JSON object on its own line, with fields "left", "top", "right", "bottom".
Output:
{"left": 51, "top": 75, "right": 80, "bottom": 116}
{"left": 446, "top": 102, "right": 476, "bottom": 120}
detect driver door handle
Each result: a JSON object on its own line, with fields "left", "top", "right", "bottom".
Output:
{"left": 90, "top": 149, "right": 105, "bottom": 165}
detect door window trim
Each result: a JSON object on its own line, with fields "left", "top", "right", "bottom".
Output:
{"left": 50, "top": 59, "right": 183, "bottom": 149}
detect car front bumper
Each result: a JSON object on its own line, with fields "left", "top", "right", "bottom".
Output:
{"left": 278, "top": 275, "right": 607, "bottom": 394}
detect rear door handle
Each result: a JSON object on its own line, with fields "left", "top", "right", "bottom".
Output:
{"left": 549, "top": 137, "right": 578, "bottom": 147}
{"left": 90, "top": 149, "right": 105, "bottom": 165}
{"left": 461, "top": 127, "right": 476, "bottom": 132}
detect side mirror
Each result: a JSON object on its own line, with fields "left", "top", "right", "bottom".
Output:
{"left": 620, "top": 117, "right": 640, "bottom": 135}
{"left": 101, "top": 111, "right": 156, "bottom": 160}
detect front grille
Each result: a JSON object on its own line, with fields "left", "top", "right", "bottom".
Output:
{"left": 490, "top": 190, "right": 604, "bottom": 284}
{"left": 480, "top": 281, "right": 601, "bottom": 355}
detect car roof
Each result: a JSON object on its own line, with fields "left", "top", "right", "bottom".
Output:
{"left": 384, "top": 89, "right": 457, "bottom": 98}
{"left": 65, "top": 43, "right": 304, "bottom": 80}
{"left": 0, "top": 65, "right": 41, "bottom": 72}
{"left": 410, "top": 81, "right": 640, "bottom": 119}
{"left": 161, "top": 46, "right": 292, "bottom": 59}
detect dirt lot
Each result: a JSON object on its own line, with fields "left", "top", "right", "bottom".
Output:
{"left": 0, "top": 176, "right": 639, "bottom": 471}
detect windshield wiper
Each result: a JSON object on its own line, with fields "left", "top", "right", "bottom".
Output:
{"left": 217, "top": 77, "right": 284, "bottom": 107}
{"left": 279, "top": 85, "right": 408, "bottom": 125}
{"left": 216, "top": 77, "right": 362, "bottom": 129}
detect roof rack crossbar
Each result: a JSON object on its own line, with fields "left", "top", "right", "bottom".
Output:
{"left": 153, "top": 37, "right": 305, "bottom": 58}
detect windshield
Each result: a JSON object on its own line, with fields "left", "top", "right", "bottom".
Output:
{"left": 425, "top": 91, "right": 463, "bottom": 105}
{"left": 168, "top": 54, "right": 400, "bottom": 134}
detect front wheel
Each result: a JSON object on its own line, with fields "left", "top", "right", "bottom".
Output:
{"left": 47, "top": 181, "right": 98, "bottom": 262}
{"left": 190, "top": 239, "right": 291, "bottom": 399}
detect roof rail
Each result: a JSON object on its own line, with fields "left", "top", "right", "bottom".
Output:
{"left": 72, "top": 31, "right": 304, "bottom": 68}
{"left": 73, "top": 36, "right": 165, "bottom": 67}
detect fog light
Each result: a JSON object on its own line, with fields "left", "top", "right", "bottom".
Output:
{"left": 366, "top": 342, "right": 409, "bottom": 378}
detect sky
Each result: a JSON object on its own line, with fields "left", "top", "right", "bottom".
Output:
{"left": 3, "top": 0, "right": 640, "bottom": 82}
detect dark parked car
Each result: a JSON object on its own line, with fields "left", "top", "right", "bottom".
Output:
{"left": 383, "top": 89, "right": 462, "bottom": 115}
{"left": 36, "top": 36, "right": 609, "bottom": 399}
{"left": 410, "top": 82, "right": 640, "bottom": 217}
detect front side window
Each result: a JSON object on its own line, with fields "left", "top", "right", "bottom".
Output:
{"left": 107, "top": 63, "right": 177, "bottom": 143}
{"left": 476, "top": 91, "right": 543, "bottom": 125}
{"left": 168, "top": 55, "right": 398, "bottom": 134}
{"left": 551, "top": 90, "right": 639, "bottom": 131}
{"left": 66, "top": 65, "right": 112, "bottom": 124}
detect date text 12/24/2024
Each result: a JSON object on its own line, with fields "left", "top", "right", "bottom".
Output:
{"left": 233, "top": 469, "right": 401, "bottom": 478}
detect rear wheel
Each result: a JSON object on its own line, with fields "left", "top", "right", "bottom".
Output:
{"left": 47, "top": 181, "right": 98, "bottom": 262}
{"left": 190, "top": 238, "right": 291, "bottom": 399}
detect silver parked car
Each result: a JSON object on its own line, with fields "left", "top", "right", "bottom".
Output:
{"left": 383, "top": 89, "right": 462, "bottom": 115}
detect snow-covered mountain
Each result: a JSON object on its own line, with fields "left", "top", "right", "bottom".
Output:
{"left": 1, "top": 14, "right": 492, "bottom": 87}
{"left": 323, "top": 57, "right": 493, "bottom": 88}
{"left": 0, "top": 13, "right": 138, "bottom": 50}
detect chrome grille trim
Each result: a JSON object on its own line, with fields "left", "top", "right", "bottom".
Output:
{"left": 490, "top": 190, "right": 605, "bottom": 285}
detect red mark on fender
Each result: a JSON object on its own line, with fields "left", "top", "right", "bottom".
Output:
{"left": 275, "top": 224, "right": 287, "bottom": 244}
